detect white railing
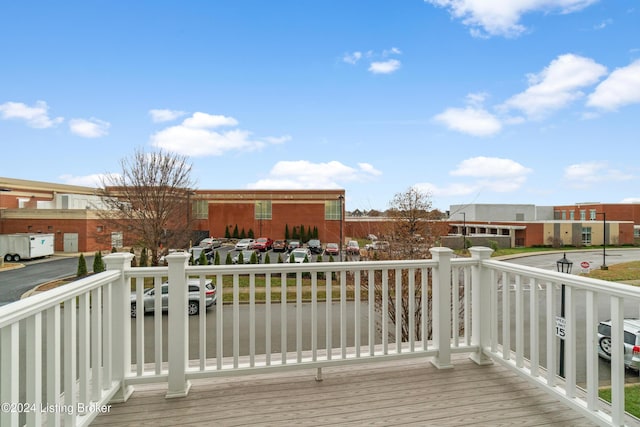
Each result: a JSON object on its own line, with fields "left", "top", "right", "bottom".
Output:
{"left": 0, "top": 246, "right": 638, "bottom": 426}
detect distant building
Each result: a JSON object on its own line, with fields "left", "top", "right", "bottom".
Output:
{"left": 1, "top": 176, "right": 638, "bottom": 252}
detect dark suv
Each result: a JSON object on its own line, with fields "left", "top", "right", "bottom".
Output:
{"left": 307, "top": 239, "right": 322, "bottom": 254}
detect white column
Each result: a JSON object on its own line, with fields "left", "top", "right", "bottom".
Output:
{"left": 469, "top": 246, "right": 494, "bottom": 365}
{"left": 165, "top": 251, "right": 192, "bottom": 398}
{"left": 104, "top": 252, "right": 135, "bottom": 403}
{"left": 430, "top": 247, "right": 454, "bottom": 369}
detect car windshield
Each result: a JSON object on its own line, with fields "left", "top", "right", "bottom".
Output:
{"left": 257, "top": 238, "right": 267, "bottom": 242}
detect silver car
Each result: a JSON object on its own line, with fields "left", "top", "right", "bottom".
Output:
{"left": 597, "top": 318, "right": 640, "bottom": 370}
{"left": 234, "top": 238, "right": 255, "bottom": 251}
{"left": 130, "top": 279, "right": 216, "bottom": 317}
{"left": 285, "top": 248, "right": 311, "bottom": 263}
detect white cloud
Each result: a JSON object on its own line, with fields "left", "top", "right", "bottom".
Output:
{"left": 69, "top": 118, "right": 111, "bottom": 138}
{"left": 183, "top": 112, "right": 238, "bottom": 128}
{"left": 59, "top": 173, "right": 115, "bottom": 187}
{"left": 587, "top": 60, "right": 640, "bottom": 111}
{"left": 150, "top": 112, "right": 287, "bottom": 157}
{"left": 247, "top": 160, "right": 381, "bottom": 190}
{"left": 621, "top": 197, "right": 640, "bottom": 203}
{"left": 452, "top": 156, "right": 532, "bottom": 178}
{"left": 433, "top": 106, "right": 502, "bottom": 136}
{"left": 0, "top": 100, "right": 63, "bottom": 128}
{"left": 343, "top": 51, "right": 363, "bottom": 65}
{"left": 564, "top": 161, "right": 634, "bottom": 188}
{"left": 501, "top": 54, "right": 607, "bottom": 119}
{"left": 369, "top": 59, "right": 401, "bottom": 74}
{"left": 414, "top": 181, "right": 480, "bottom": 198}
{"left": 382, "top": 47, "right": 402, "bottom": 56}
{"left": 149, "top": 109, "right": 187, "bottom": 123}
{"left": 447, "top": 156, "right": 532, "bottom": 192}
{"left": 425, "top": 0, "right": 599, "bottom": 38}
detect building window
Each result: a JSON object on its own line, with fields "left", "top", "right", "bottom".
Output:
{"left": 325, "top": 200, "right": 342, "bottom": 220}
{"left": 111, "top": 232, "right": 123, "bottom": 248}
{"left": 48, "top": 225, "right": 53, "bottom": 231}
{"left": 569, "top": 211, "right": 575, "bottom": 220}
{"left": 582, "top": 227, "right": 592, "bottom": 245}
{"left": 193, "top": 200, "right": 208, "bottom": 220}
{"left": 255, "top": 200, "right": 272, "bottom": 220}
{"left": 635, "top": 228, "right": 640, "bottom": 238}
{"left": 562, "top": 211, "right": 566, "bottom": 220}
{"left": 580, "top": 210, "right": 586, "bottom": 221}
{"left": 97, "top": 225, "right": 104, "bottom": 232}
{"left": 589, "top": 209, "right": 597, "bottom": 220}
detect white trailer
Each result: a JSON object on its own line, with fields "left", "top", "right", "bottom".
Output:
{"left": 0, "top": 233, "right": 55, "bottom": 262}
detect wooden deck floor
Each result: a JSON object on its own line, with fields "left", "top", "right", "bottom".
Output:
{"left": 92, "top": 354, "right": 601, "bottom": 426}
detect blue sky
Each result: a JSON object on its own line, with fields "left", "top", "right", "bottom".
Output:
{"left": 1, "top": 1, "right": 639, "bottom": 212}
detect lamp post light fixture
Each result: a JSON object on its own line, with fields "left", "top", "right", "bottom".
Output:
{"left": 338, "top": 194, "right": 344, "bottom": 262}
{"left": 556, "top": 252, "right": 573, "bottom": 378}
{"left": 459, "top": 212, "right": 466, "bottom": 251}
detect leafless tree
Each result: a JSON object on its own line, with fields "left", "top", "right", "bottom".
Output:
{"left": 97, "top": 148, "right": 195, "bottom": 265}
{"left": 357, "top": 187, "right": 460, "bottom": 342}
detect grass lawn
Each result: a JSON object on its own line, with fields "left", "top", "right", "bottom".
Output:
{"left": 581, "top": 260, "right": 640, "bottom": 282}
{"left": 599, "top": 384, "right": 640, "bottom": 418}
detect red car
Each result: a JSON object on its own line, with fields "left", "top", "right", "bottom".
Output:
{"left": 251, "top": 237, "right": 273, "bottom": 251}
{"left": 325, "top": 242, "right": 340, "bottom": 256}
{"left": 272, "top": 239, "right": 287, "bottom": 252}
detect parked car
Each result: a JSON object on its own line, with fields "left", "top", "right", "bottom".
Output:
{"left": 597, "top": 318, "right": 640, "bottom": 370}
{"left": 190, "top": 246, "right": 212, "bottom": 264}
{"left": 130, "top": 279, "right": 216, "bottom": 317}
{"left": 272, "top": 239, "right": 287, "bottom": 252}
{"left": 325, "top": 242, "right": 339, "bottom": 256}
{"left": 372, "top": 240, "right": 390, "bottom": 251}
{"left": 346, "top": 240, "right": 360, "bottom": 255}
{"left": 198, "top": 237, "right": 222, "bottom": 250}
{"left": 285, "top": 248, "right": 311, "bottom": 263}
{"left": 287, "top": 240, "right": 301, "bottom": 251}
{"left": 235, "top": 238, "right": 255, "bottom": 251}
{"left": 251, "top": 237, "right": 273, "bottom": 251}
{"left": 233, "top": 249, "right": 261, "bottom": 264}
{"left": 307, "top": 239, "right": 322, "bottom": 254}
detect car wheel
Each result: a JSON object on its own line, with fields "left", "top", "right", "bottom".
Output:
{"left": 599, "top": 336, "right": 612, "bottom": 357}
{"left": 131, "top": 303, "right": 137, "bottom": 318}
{"left": 187, "top": 301, "right": 199, "bottom": 316}
{"left": 12, "top": 254, "right": 20, "bottom": 262}
{"left": 4, "top": 254, "right": 12, "bottom": 262}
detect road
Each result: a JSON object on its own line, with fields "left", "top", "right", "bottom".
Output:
{"left": 0, "top": 255, "right": 94, "bottom": 306}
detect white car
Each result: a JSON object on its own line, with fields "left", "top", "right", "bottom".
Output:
{"left": 234, "top": 238, "right": 255, "bottom": 251}
{"left": 597, "top": 318, "right": 640, "bottom": 370}
{"left": 130, "top": 279, "right": 216, "bottom": 317}
{"left": 286, "top": 248, "right": 311, "bottom": 263}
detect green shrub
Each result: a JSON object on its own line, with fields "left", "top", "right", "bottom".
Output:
{"left": 93, "top": 251, "right": 105, "bottom": 273}
{"left": 77, "top": 254, "right": 88, "bottom": 277}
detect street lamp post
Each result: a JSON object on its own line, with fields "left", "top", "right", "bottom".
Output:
{"left": 556, "top": 252, "right": 573, "bottom": 378}
{"left": 596, "top": 212, "right": 607, "bottom": 270}
{"left": 338, "top": 195, "right": 344, "bottom": 262}
{"left": 459, "top": 212, "right": 466, "bottom": 251}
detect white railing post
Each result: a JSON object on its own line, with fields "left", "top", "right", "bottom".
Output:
{"left": 430, "top": 247, "right": 454, "bottom": 369}
{"left": 166, "top": 251, "right": 192, "bottom": 398}
{"left": 104, "top": 252, "right": 135, "bottom": 403}
{"left": 469, "top": 246, "right": 494, "bottom": 365}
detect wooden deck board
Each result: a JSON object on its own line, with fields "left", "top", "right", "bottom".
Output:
{"left": 91, "top": 355, "right": 603, "bottom": 426}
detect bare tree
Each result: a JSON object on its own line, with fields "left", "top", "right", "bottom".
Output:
{"left": 98, "top": 148, "right": 195, "bottom": 265}
{"left": 358, "top": 187, "right": 458, "bottom": 342}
